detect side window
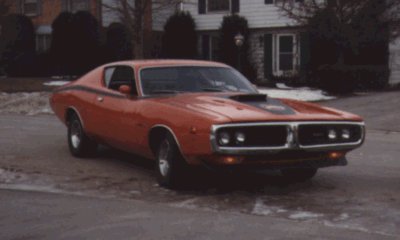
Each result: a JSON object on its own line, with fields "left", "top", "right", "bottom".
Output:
{"left": 104, "top": 66, "right": 137, "bottom": 94}
{"left": 104, "top": 67, "right": 116, "bottom": 87}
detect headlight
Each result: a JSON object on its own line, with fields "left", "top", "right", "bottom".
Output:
{"left": 235, "top": 132, "right": 245, "bottom": 144}
{"left": 328, "top": 129, "right": 337, "bottom": 140}
{"left": 218, "top": 132, "right": 230, "bottom": 146}
{"left": 341, "top": 129, "right": 350, "bottom": 139}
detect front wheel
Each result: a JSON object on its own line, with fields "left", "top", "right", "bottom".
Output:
{"left": 156, "top": 134, "right": 188, "bottom": 189}
{"left": 67, "top": 113, "right": 97, "bottom": 157}
{"left": 281, "top": 168, "right": 318, "bottom": 182}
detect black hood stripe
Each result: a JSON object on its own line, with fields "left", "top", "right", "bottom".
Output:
{"left": 222, "top": 94, "right": 296, "bottom": 115}
{"left": 54, "top": 85, "right": 126, "bottom": 99}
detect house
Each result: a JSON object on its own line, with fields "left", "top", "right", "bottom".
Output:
{"left": 152, "top": 0, "right": 310, "bottom": 83}
{"left": 153, "top": 0, "right": 400, "bottom": 85}
{"left": 3, "top": 0, "right": 102, "bottom": 53}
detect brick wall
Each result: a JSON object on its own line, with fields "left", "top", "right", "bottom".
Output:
{"left": 5, "top": 0, "right": 101, "bottom": 27}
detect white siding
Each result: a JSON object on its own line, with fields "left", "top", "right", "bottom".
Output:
{"left": 152, "top": 3, "right": 176, "bottom": 31}
{"left": 389, "top": 37, "right": 400, "bottom": 85}
{"left": 101, "top": 0, "right": 123, "bottom": 27}
{"left": 153, "top": 0, "right": 298, "bottom": 31}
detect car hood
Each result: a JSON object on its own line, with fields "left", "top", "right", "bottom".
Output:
{"left": 148, "top": 92, "right": 362, "bottom": 123}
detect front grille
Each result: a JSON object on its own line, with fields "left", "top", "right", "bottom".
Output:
{"left": 216, "top": 125, "right": 287, "bottom": 147}
{"left": 211, "top": 121, "right": 364, "bottom": 153}
{"left": 298, "top": 124, "right": 363, "bottom": 146}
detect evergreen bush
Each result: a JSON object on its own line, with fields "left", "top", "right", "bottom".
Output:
{"left": 162, "top": 12, "right": 197, "bottom": 59}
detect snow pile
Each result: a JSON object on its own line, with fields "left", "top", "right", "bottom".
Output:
{"left": 0, "top": 92, "right": 52, "bottom": 115}
{"left": 258, "top": 84, "right": 335, "bottom": 102}
{"left": 43, "top": 81, "right": 70, "bottom": 86}
{"left": 288, "top": 211, "right": 324, "bottom": 220}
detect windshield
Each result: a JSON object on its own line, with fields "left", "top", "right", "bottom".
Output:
{"left": 140, "top": 66, "right": 257, "bottom": 95}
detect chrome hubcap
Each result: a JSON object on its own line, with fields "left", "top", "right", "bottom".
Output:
{"left": 158, "top": 141, "right": 170, "bottom": 177}
{"left": 70, "top": 120, "right": 81, "bottom": 149}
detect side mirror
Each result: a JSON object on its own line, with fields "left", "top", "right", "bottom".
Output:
{"left": 119, "top": 85, "right": 131, "bottom": 95}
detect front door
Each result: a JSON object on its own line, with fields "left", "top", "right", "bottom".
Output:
{"left": 90, "top": 65, "right": 140, "bottom": 152}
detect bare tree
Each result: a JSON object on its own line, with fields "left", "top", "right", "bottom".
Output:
{"left": 102, "top": 0, "right": 181, "bottom": 59}
{"left": 277, "top": 0, "right": 400, "bottom": 40}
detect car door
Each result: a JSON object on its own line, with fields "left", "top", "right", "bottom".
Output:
{"left": 90, "top": 65, "right": 141, "bottom": 151}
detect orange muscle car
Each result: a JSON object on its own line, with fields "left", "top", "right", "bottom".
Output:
{"left": 50, "top": 60, "right": 365, "bottom": 188}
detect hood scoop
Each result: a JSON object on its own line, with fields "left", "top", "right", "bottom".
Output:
{"left": 229, "top": 94, "right": 268, "bottom": 103}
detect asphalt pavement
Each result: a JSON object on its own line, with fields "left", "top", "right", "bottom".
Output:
{"left": 0, "top": 91, "right": 400, "bottom": 239}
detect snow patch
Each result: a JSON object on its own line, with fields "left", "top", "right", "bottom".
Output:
{"left": 258, "top": 87, "right": 335, "bottom": 102}
{"left": 333, "top": 213, "right": 350, "bottom": 222}
{"left": 0, "top": 92, "right": 52, "bottom": 116}
{"left": 170, "top": 198, "right": 199, "bottom": 210}
{"left": 288, "top": 211, "right": 324, "bottom": 220}
{"left": 275, "top": 83, "right": 293, "bottom": 89}
{"left": 251, "top": 199, "right": 288, "bottom": 216}
{"left": 0, "top": 183, "right": 64, "bottom": 194}
{"left": 43, "top": 81, "right": 69, "bottom": 86}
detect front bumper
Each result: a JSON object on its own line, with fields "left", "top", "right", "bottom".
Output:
{"left": 198, "top": 150, "right": 348, "bottom": 170}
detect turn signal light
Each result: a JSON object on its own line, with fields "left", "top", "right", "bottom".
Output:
{"left": 223, "top": 156, "right": 243, "bottom": 164}
{"left": 329, "top": 152, "right": 344, "bottom": 159}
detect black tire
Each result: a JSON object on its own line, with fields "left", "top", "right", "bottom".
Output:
{"left": 281, "top": 168, "right": 318, "bottom": 182}
{"left": 67, "top": 113, "right": 97, "bottom": 157}
{"left": 156, "top": 133, "right": 188, "bottom": 189}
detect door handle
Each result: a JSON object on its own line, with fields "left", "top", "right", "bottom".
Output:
{"left": 97, "top": 96, "right": 104, "bottom": 102}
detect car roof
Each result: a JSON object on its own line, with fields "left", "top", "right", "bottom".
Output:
{"left": 103, "top": 59, "right": 230, "bottom": 69}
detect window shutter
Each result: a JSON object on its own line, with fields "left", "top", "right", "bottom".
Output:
{"left": 202, "top": 34, "right": 210, "bottom": 60}
{"left": 300, "top": 32, "right": 310, "bottom": 72}
{"left": 198, "top": 0, "right": 206, "bottom": 14}
{"left": 232, "top": 0, "right": 239, "bottom": 13}
{"left": 265, "top": 0, "right": 273, "bottom": 4}
{"left": 264, "top": 34, "right": 273, "bottom": 79}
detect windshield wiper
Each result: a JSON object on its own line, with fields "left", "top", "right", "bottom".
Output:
{"left": 150, "top": 90, "right": 181, "bottom": 94}
{"left": 201, "top": 88, "right": 224, "bottom": 92}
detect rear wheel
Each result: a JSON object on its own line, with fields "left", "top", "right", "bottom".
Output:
{"left": 67, "top": 113, "right": 97, "bottom": 157}
{"left": 281, "top": 168, "right": 317, "bottom": 182}
{"left": 156, "top": 134, "right": 188, "bottom": 189}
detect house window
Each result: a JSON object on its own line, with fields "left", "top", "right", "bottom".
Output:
{"left": 36, "top": 34, "right": 51, "bottom": 53}
{"left": 274, "top": 34, "right": 299, "bottom": 75}
{"left": 23, "top": 0, "right": 39, "bottom": 16}
{"left": 278, "top": 35, "right": 295, "bottom": 71}
{"left": 202, "top": 34, "right": 220, "bottom": 61}
{"left": 210, "top": 36, "right": 220, "bottom": 61}
{"left": 208, "top": 0, "right": 230, "bottom": 12}
{"left": 68, "top": 0, "right": 90, "bottom": 12}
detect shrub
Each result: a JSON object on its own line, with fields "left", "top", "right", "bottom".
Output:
{"left": 50, "top": 11, "right": 101, "bottom": 76}
{"left": 0, "top": 14, "right": 37, "bottom": 77}
{"left": 70, "top": 11, "right": 101, "bottom": 75}
{"left": 50, "top": 12, "right": 74, "bottom": 76}
{"left": 315, "top": 64, "right": 389, "bottom": 93}
{"left": 105, "top": 22, "right": 133, "bottom": 62}
{"left": 305, "top": 3, "right": 390, "bottom": 92}
{"left": 161, "top": 11, "right": 197, "bottom": 59}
